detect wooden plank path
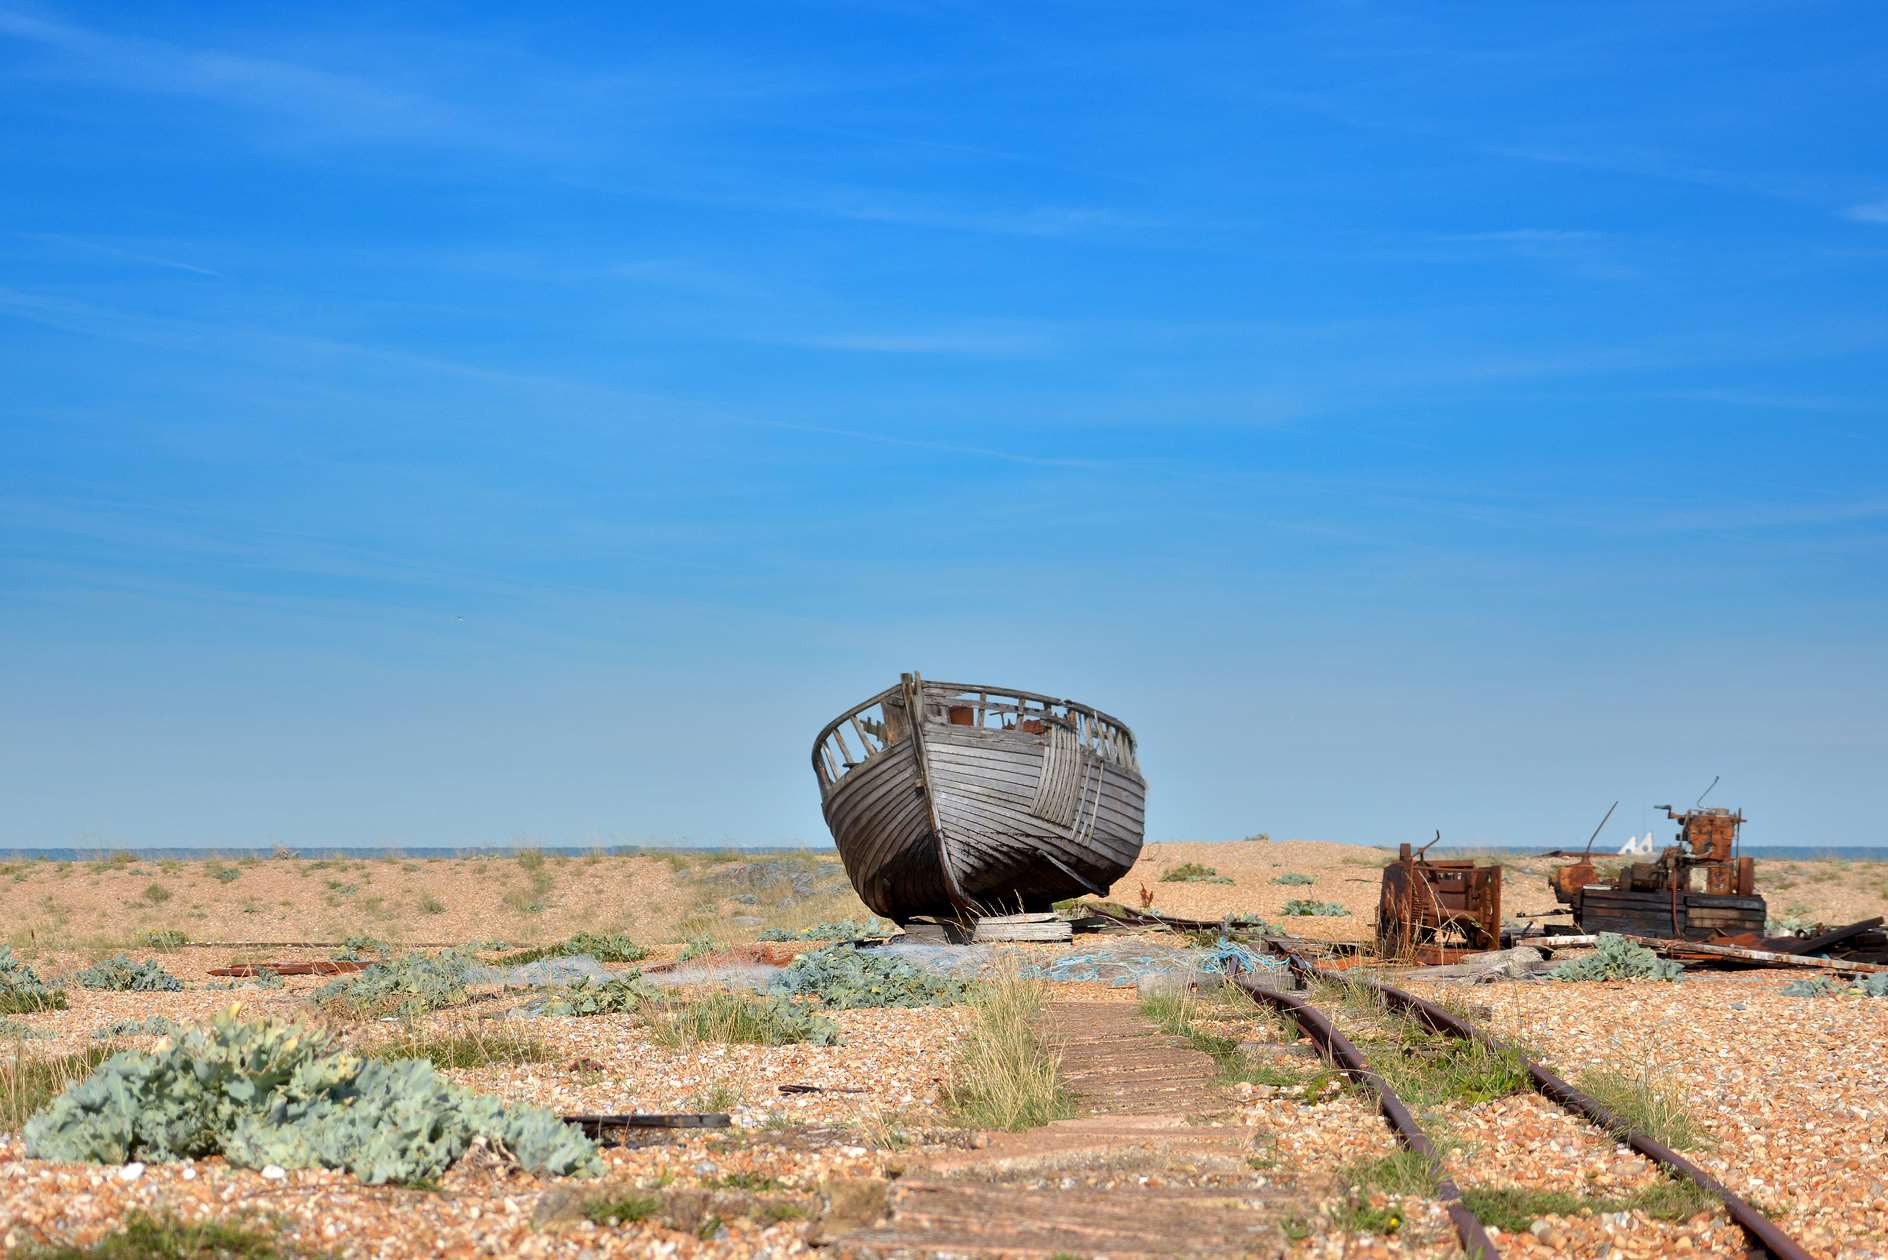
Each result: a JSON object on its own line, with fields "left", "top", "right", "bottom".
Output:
{"left": 833, "top": 1001, "right": 1302, "bottom": 1258}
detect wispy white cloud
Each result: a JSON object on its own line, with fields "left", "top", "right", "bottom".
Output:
{"left": 1644, "top": 497, "right": 1888, "bottom": 533}
{"left": 1645, "top": 386, "right": 1878, "bottom": 414}
{"left": 768, "top": 326, "right": 1055, "bottom": 356}
{"left": 1844, "top": 199, "right": 1888, "bottom": 224}
{"left": 1421, "top": 229, "right": 1604, "bottom": 244}
{"left": 23, "top": 232, "right": 224, "bottom": 277}
{"left": 757, "top": 420, "right": 1103, "bottom": 469}
{"left": 0, "top": 8, "right": 463, "bottom": 145}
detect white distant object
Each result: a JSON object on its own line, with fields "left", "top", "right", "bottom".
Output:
{"left": 1617, "top": 832, "right": 1655, "bottom": 856}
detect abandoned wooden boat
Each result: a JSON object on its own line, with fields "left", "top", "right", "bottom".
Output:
{"left": 811, "top": 674, "right": 1146, "bottom": 922}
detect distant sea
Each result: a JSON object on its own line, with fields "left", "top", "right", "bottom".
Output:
{"left": 1429, "top": 843, "right": 1888, "bottom": 861}
{"left": 4, "top": 842, "right": 1885, "bottom": 862}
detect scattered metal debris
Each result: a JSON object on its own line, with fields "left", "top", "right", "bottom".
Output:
{"left": 1548, "top": 801, "right": 1765, "bottom": 940}
{"left": 560, "top": 1112, "right": 731, "bottom": 1143}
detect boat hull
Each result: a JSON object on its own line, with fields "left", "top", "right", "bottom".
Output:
{"left": 814, "top": 678, "right": 1146, "bottom": 922}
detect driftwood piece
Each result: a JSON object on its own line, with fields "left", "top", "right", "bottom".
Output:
{"left": 972, "top": 913, "right": 1072, "bottom": 943}
{"left": 1527, "top": 932, "right": 1888, "bottom": 974}
{"left": 1624, "top": 935, "right": 1888, "bottom": 974}
{"left": 1391, "top": 946, "right": 1550, "bottom": 985}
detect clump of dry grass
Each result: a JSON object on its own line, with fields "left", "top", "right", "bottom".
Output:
{"left": 943, "top": 967, "right": 1072, "bottom": 1131}
{"left": 644, "top": 993, "right": 837, "bottom": 1047}
{"left": 2, "top": 1042, "right": 118, "bottom": 1134}
{"left": 1578, "top": 1059, "right": 1710, "bottom": 1151}
{"left": 372, "top": 1021, "right": 555, "bottom": 1070}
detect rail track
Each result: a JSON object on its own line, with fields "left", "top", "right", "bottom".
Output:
{"left": 1229, "top": 950, "right": 1817, "bottom": 1260}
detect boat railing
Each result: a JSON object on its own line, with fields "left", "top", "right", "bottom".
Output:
{"left": 813, "top": 680, "right": 1142, "bottom": 798}
{"left": 920, "top": 682, "right": 1140, "bottom": 776}
{"left": 811, "top": 686, "right": 905, "bottom": 795}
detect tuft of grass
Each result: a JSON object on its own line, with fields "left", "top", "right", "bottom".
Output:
{"left": 12, "top": 1211, "right": 323, "bottom": 1259}
{"left": 1460, "top": 1179, "right": 1712, "bottom": 1232}
{"left": 943, "top": 967, "right": 1073, "bottom": 1131}
{"left": 371, "top": 1022, "right": 555, "bottom": 1070}
{"left": 141, "top": 883, "right": 173, "bottom": 905}
{"left": 502, "top": 851, "right": 555, "bottom": 915}
{"left": 1272, "top": 872, "right": 1315, "bottom": 886}
{"left": 1160, "top": 862, "right": 1232, "bottom": 884}
{"left": 714, "top": 1171, "right": 785, "bottom": 1192}
{"left": 646, "top": 993, "right": 837, "bottom": 1048}
{"left": 1341, "top": 1149, "right": 1439, "bottom": 1197}
{"left": 690, "top": 1080, "right": 743, "bottom": 1112}
{"left": 1139, "top": 988, "right": 1331, "bottom": 1094}
{"left": 1577, "top": 1062, "right": 1709, "bottom": 1151}
{"left": 581, "top": 1190, "right": 664, "bottom": 1225}
{"left": 1327, "top": 1193, "right": 1404, "bottom": 1236}
{"left": 2, "top": 1042, "right": 120, "bottom": 1134}
{"left": 1325, "top": 1150, "right": 1438, "bottom": 1236}
{"left": 416, "top": 894, "right": 446, "bottom": 915}
{"left": 1373, "top": 1026, "right": 1528, "bottom": 1108}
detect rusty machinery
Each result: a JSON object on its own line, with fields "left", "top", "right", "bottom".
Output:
{"left": 1377, "top": 832, "right": 1503, "bottom": 963}
{"left": 1549, "top": 792, "right": 1764, "bottom": 940}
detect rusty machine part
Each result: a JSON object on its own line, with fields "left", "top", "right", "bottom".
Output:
{"left": 1257, "top": 950, "right": 1816, "bottom": 1260}
{"left": 1549, "top": 799, "right": 1765, "bottom": 941}
{"left": 1376, "top": 833, "right": 1503, "bottom": 964}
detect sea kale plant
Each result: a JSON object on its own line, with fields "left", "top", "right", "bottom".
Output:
{"left": 1783, "top": 973, "right": 1888, "bottom": 998}
{"left": 75, "top": 955, "right": 185, "bottom": 992}
{"left": 91, "top": 1015, "right": 185, "bottom": 1041}
{"left": 0, "top": 946, "right": 68, "bottom": 1014}
{"left": 499, "top": 932, "right": 648, "bottom": 965}
{"left": 25, "top": 1010, "right": 600, "bottom": 1183}
{"left": 536, "top": 975, "right": 658, "bottom": 1017}
{"left": 758, "top": 919, "right": 890, "bottom": 942}
{"left": 0, "top": 1015, "right": 53, "bottom": 1040}
{"left": 1280, "top": 898, "right": 1348, "bottom": 917}
{"left": 773, "top": 944, "right": 970, "bottom": 1010}
{"left": 1547, "top": 933, "right": 1685, "bottom": 983}
{"left": 313, "top": 950, "right": 473, "bottom": 1017}
{"left": 331, "top": 936, "right": 393, "bottom": 962}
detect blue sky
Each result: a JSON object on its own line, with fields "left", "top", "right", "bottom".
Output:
{"left": 3, "top": 2, "right": 1883, "bottom": 852}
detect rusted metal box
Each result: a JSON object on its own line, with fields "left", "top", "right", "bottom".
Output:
{"left": 1377, "top": 843, "right": 1503, "bottom": 963}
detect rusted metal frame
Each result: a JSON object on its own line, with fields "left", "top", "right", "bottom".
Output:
{"left": 1782, "top": 916, "right": 1883, "bottom": 956}
{"left": 1227, "top": 970, "right": 1500, "bottom": 1260}
{"left": 1279, "top": 955, "right": 1816, "bottom": 1260}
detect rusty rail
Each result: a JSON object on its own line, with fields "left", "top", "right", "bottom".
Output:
{"left": 1273, "top": 952, "right": 1817, "bottom": 1260}
{"left": 1227, "top": 970, "right": 1500, "bottom": 1259}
